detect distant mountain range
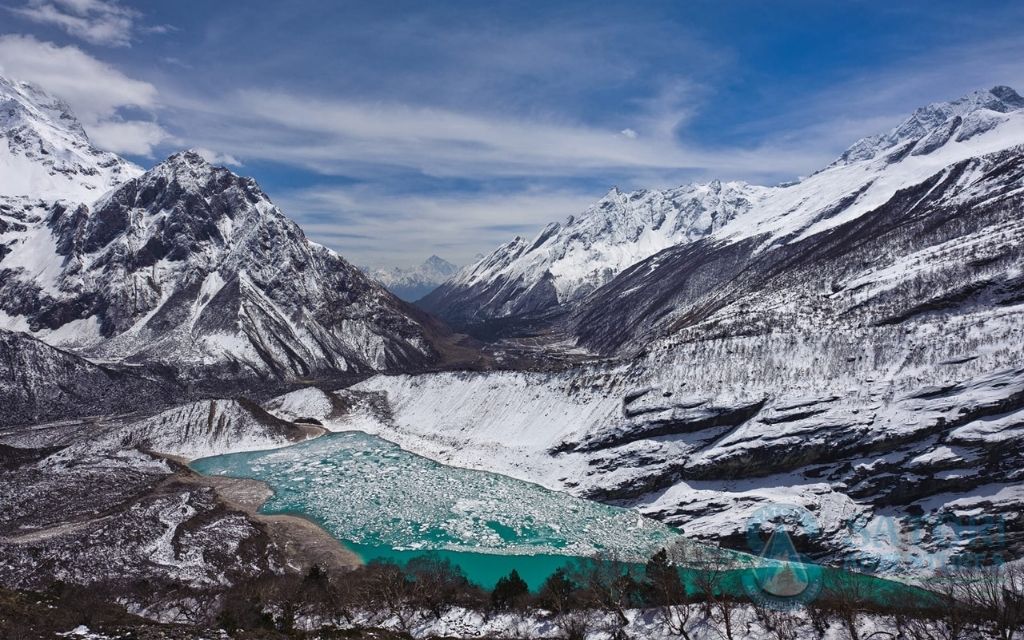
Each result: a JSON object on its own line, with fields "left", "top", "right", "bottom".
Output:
{"left": 363, "top": 255, "right": 459, "bottom": 301}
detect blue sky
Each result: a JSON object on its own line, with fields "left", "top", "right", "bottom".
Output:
{"left": 2, "top": 1, "right": 1023, "bottom": 267}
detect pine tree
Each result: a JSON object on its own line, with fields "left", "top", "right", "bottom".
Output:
{"left": 644, "top": 548, "right": 685, "bottom": 606}
{"left": 491, "top": 569, "right": 530, "bottom": 610}
{"left": 539, "top": 567, "right": 576, "bottom": 613}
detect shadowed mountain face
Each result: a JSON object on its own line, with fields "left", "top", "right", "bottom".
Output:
{"left": 0, "top": 329, "right": 179, "bottom": 425}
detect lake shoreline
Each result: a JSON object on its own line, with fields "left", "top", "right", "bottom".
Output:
{"left": 183, "top": 431, "right": 688, "bottom": 590}
{"left": 163, "top": 452, "right": 364, "bottom": 574}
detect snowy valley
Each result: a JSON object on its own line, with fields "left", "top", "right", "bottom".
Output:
{"left": 369, "top": 86, "right": 1024, "bottom": 576}
{"left": 2, "top": 69, "right": 1024, "bottom": 639}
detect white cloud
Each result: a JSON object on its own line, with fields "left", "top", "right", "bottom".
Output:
{"left": 0, "top": 35, "right": 169, "bottom": 155}
{"left": 276, "top": 185, "right": 599, "bottom": 268}
{"left": 620, "top": 128, "right": 638, "bottom": 139}
{"left": 234, "top": 90, "right": 682, "bottom": 173}
{"left": 87, "top": 120, "right": 168, "bottom": 156}
{"left": 193, "top": 147, "right": 242, "bottom": 167}
{"left": 0, "top": 35, "right": 155, "bottom": 113}
{"left": 168, "top": 87, "right": 822, "bottom": 187}
{"left": 10, "top": 0, "right": 139, "bottom": 47}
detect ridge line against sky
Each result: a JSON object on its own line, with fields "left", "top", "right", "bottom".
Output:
{"left": 1, "top": 0, "right": 1023, "bottom": 268}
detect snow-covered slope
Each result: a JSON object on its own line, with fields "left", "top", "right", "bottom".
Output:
{"left": 426, "top": 86, "right": 1024, "bottom": 332}
{"left": 338, "top": 86, "right": 1024, "bottom": 573}
{"left": 708, "top": 86, "right": 1024, "bottom": 246}
{"left": 364, "top": 255, "right": 459, "bottom": 301}
{"left": 827, "top": 85, "right": 1024, "bottom": 168}
{"left": 59, "top": 398, "right": 317, "bottom": 459}
{"left": 421, "top": 181, "right": 765, "bottom": 327}
{"left": 0, "top": 75, "right": 141, "bottom": 202}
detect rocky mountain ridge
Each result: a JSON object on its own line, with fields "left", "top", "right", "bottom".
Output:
{"left": 0, "top": 76, "right": 458, "bottom": 420}
{"left": 424, "top": 86, "right": 1024, "bottom": 337}
{"left": 421, "top": 180, "right": 766, "bottom": 328}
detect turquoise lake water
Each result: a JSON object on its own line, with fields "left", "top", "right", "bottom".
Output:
{"left": 190, "top": 431, "right": 685, "bottom": 590}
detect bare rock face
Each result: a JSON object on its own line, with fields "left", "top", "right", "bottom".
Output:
{"left": 0, "top": 329, "right": 178, "bottom": 426}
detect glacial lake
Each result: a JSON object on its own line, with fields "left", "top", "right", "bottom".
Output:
{"left": 191, "top": 431, "right": 685, "bottom": 590}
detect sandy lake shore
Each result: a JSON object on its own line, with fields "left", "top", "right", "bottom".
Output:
{"left": 164, "top": 453, "right": 363, "bottom": 574}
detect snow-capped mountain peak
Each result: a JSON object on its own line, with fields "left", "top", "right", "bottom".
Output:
{"left": 364, "top": 254, "right": 460, "bottom": 301}
{"left": 716, "top": 85, "right": 1024, "bottom": 247}
{"left": 0, "top": 74, "right": 141, "bottom": 202}
{"left": 1, "top": 79, "right": 85, "bottom": 138}
{"left": 829, "top": 85, "right": 1024, "bottom": 168}
{"left": 144, "top": 148, "right": 214, "bottom": 179}
{"left": 422, "top": 179, "right": 767, "bottom": 326}
{"left": 2, "top": 141, "right": 445, "bottom": 384}
{"left": 422, "top": 254, "right": 455, "bottom": 272}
